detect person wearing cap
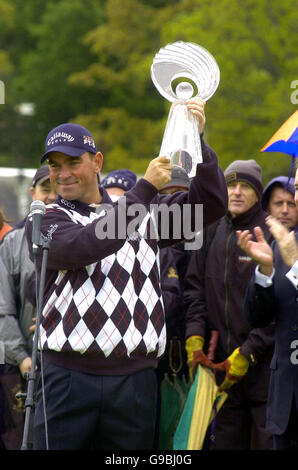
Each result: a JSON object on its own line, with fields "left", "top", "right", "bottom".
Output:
{"left": 237, "top": 166, "right": 298, "bottom": 450}
{"left": 24, "top": 99, "right": 228, "bottom": 450}
{"left": 101, "top": 169, "right": 137, "bottom": 201}
{"left": 155, "top": 166, "right": 191, "bottom": 447}
{"left": 0, "top": 165, "right": 56, "bottom": 450}
{"left": 184, "top": 159, "right": 274, "bottom": 450}
{"left": 262, "top": 176, "right": 298, "bottom": 230}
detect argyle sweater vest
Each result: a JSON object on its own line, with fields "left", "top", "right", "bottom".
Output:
{"left": 36, "top": 201, "right": 166, "bottom": 374}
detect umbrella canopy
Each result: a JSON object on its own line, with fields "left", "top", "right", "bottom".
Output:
{"left": 158, "top": 373, "right": 190, "bottom": 450}
{"left": 173, "top": 365, "right": 227, "bottom": 450}
{"left": 261, "top": 110, "right": 298, "bottom": 157}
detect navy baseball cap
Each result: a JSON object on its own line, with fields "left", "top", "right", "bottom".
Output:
{"left": 31, "top": 165, "right": 50, "bottom": 187}
{"left": 40, "top": 123, "right": 98, "bottom": 163}
{"left": 101, "top": 169, "right": 137, "bottom": 192}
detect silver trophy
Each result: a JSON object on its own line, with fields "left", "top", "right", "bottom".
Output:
{"left": 151, "top": 41, "right": 220, "bottom": 177}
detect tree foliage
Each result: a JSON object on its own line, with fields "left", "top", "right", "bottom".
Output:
{"left": 0, "top": 0, "right": 297, "bottom": 183}
{"left": 159, "top": 0, "right": 298, "bottom": 181}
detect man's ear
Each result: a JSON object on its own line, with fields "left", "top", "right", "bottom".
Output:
{"left": 29, "top": 186, "right": 35, "bottom": 199}
{"left": 94, "top": 152, "right": 103, "bottom": 174}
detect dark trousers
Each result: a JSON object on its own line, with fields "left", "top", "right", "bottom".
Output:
{"left": 273, "top": 399, "right": 298, "bottom": 450}
{"left": 34, "top": 362, "right": 157, "bottom": 450}
{"left": 210, "top": 360, "right": 273, "bottom": 450}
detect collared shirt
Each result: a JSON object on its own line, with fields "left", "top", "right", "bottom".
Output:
{"left": 255, "top": 260, "right": 298, "bottom": 290}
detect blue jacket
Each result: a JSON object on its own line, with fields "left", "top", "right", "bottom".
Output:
{"left": 244, "top": 234, "right": 298, "bottom": 435}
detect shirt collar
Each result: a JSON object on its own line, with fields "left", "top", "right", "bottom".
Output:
{"left": 57, "top": 186, "right": 114, "bottom": 213}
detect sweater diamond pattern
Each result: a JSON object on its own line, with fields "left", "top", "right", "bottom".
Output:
{"left": 39, "top": 204, "right": 166, "bottom": 359}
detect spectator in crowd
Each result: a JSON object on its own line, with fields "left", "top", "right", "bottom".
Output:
{"left": 101, "top": 169, "right": 137, "bottom": 201}
{"left": 237, "top": 167, "right": 298, "bottom": 450}
{"left": 0, "top": 165, "right": 56, "bottom": 450}
{"left": 261, "top": 175, "right": 298, "bottom": 230}
{"left": 0, "top": 209, "right": 12, "bottom": 241}
{"left": 184, "top": 159, "right": 274, "bottom": 450}
{"left": 157, "top": 165, "right": 191, "bottom": 380}
{"left": 155, "top": 166, "right": 191, "bottom": 447}
{"left": 25, "top": 98, "right": 228, "bottom": 450}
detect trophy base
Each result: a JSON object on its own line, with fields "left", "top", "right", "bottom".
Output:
{"left": 169, "top": 149, "right": 193, "bottom": 174}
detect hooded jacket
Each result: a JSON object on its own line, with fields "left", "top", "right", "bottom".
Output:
{"left": 261, "top": 176, "right": 295, "bottom": 213}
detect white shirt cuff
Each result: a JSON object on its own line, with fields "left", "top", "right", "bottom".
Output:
{"left": 285, "top": 260, "right": 298, "bottom": 290}
{"left": 255, "top": 265, "right": 275, "bottom": 287}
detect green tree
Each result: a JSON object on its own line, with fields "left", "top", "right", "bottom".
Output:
{"left": 69, "top": 0, "right": 182, "bottom": 173}
{"left": 0, "top": 0, "right": 106, "bottom": 167}
{"left": 0, "top": 0, "right": 15, "bottom": 166}
{"left": 1, "top": 0, "right": 297, "bottom": 182}
{"left": 160, "top": 0, "right": 298, "bottom": 182}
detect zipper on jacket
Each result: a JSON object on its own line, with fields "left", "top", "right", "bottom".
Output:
{"left": 224, "top": 223, "right": 233, "bottom": 356}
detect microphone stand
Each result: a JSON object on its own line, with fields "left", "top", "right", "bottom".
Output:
{"left": 21, "top": 234, "right": 51, "bottom": 450}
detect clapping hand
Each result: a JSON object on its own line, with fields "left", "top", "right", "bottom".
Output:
{"left": 266, "top": 215, "right": 298, "bottom": 267}
{"left": 236, "top": 225, "right": 274, "bottom": 276}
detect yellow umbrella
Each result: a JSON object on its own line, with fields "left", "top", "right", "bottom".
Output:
{"left": 173, "top": 365, "right": 227, "bottom": 450}
{"left": 188, "top": 365, "right": 227, "bottom": 449}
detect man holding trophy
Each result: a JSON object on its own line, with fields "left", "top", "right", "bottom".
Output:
{"left": 24, "top": 43, "right": 227, "bottom": 450}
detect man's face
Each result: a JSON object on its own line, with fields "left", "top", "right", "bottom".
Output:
{"left": 48, "top": 151, "right": 103, "bottom": 204}
{"left": 228, "top": 180, "right": 258, "bottom": 218}
{"left": 30, "top": 178, "right": 57, "bottom": 204}
{"left": 105, "top": 187, "right": 126, "bottom": 197}
{"left": 267, "top": 186, "right": 298, "bottom": 229}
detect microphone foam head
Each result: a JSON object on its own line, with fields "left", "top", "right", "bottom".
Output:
{"left": 30, "top": 200, "right": 46, "bottom": 215}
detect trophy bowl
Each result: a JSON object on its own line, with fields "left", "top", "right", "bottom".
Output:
{"left": 151, "top": 41, "right": 220, "bottom": 177}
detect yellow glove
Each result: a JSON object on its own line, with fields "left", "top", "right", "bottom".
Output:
{"left": 186, "top": 335, "right": 215, "bottom": 382}
{"left": 186, "top": 335, "right": 204, "bottom": 363}
{"left": 218, "top": 347, "right": 249, "bottom": 391}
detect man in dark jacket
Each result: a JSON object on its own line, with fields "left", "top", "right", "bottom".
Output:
{"left": 25, "top": 98, "right": 228, "bottom": 450}
{"left": 154, "top": 166, "right": 191, "bottom": 448}
{"left": 237, "top": 167, "right": 298, "bottom": 450}
{"left": 184, "top": 159, "right": 274, "bottom": 450}
{"left": 158, "top": 165, "right": 192, "bottom": 380}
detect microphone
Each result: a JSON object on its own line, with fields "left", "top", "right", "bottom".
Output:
{"left": 30, "top": 200, "right": 46, "bottom": 247}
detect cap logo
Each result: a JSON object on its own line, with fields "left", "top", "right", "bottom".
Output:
{"left": 47, "top": 132, "right": 75, "bottom": 147}
{"left": 104, "top": 176, "right": 129, "bottom": 187}
{"left": 83, "top": 135, "right": 96, "bottom": 149}
{"left": 225, "top": 172, "right": 237, "bottom": 184}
